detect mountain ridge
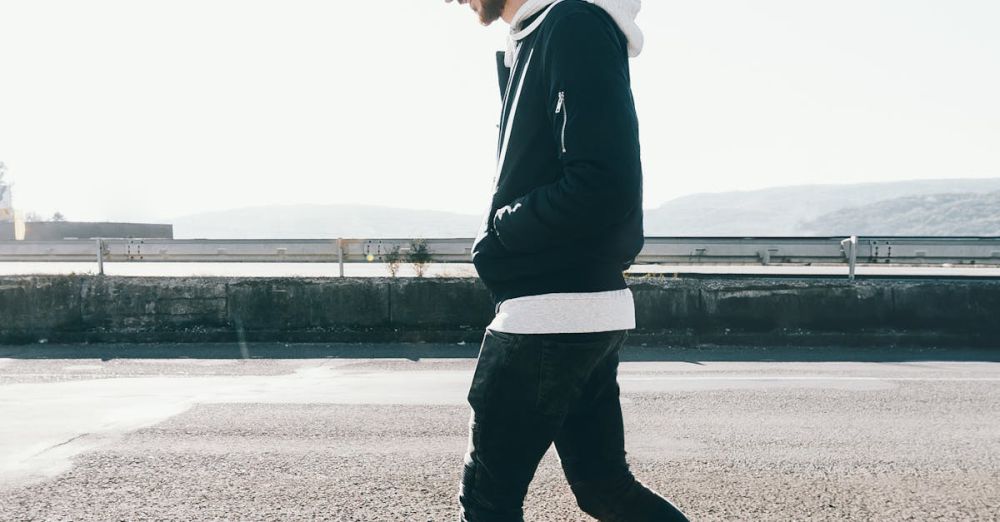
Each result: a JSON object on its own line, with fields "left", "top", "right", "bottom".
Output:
{"left": 169, "top": 178, "right": 1000, "bottom": 238}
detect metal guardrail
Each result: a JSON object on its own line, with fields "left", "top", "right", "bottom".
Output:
{"left": 2, "top": 237, "right": 1000, "bottom": 279}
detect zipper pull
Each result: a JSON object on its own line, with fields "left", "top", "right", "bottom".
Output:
{"left": 556, "top": 91, "right": 568, "bottom": 154}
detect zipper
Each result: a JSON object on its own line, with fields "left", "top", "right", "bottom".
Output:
{"left": 555, "top": 91, "right": 567, "bottom": 154}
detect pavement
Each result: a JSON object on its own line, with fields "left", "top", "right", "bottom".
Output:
{"left": 0, "top": 346, "right": 998, "bottom": 521}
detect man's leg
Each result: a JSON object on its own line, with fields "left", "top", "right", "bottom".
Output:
{"left": 554, "top": 331, "right": 690, "bottom": 522}
{"left": 459, "top": 329, "right": 618, "bottom": 522}
{"left": 459, "top": 328, "right": 554, "bottom": 521}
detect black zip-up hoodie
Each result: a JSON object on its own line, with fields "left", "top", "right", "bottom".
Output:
{"left": 471, "top": 0, "right": 644, "bottom": 312}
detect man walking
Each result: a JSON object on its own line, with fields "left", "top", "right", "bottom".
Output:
{"left": 447, "top": 0, "right": 689, "bottom": 520}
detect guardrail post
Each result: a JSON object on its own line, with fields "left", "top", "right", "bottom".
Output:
{"left": 337, "top": 238, "right": 344, "bottom": 277}
{"left": 95, "top": 238, "right": 105, "bottom": 276}
{"left": 840, "top": 235, "right": 858, "bottom": 281}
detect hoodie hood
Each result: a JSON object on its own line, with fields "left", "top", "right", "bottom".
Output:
{"left": 505, "top": 0, "right": 643, "bottom": 67}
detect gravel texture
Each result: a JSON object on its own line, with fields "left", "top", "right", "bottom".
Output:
{"left": 1, "top": 356, "right": 998, "bottom": 520}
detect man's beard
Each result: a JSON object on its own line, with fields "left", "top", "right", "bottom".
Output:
{"left": 478, "top": 0, "right": 506, "bottom": 25}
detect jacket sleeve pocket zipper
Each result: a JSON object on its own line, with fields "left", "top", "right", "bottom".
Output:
{"left": 555, "top": 91, "right": 567, "bottom": 154}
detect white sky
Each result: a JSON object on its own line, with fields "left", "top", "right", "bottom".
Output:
{"left": 1, "top": 0, "right": 998, "bottom": 222}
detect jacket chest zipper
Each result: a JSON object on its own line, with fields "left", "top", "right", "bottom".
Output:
{"left": 555, "top": 91, "right": 567, "bottom": 154}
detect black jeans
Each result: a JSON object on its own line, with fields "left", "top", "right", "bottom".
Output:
{"left": 458, "top": 328, "right": 689, "bottom": 522}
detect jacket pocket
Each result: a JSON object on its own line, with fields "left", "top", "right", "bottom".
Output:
{"left": 467, "top": 330, "right": 519, "bottom": 414}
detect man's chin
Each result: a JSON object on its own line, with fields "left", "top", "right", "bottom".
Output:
{"left": 475, "top": 0, "right": 505, "bottom": 26}
{"left": 478, "top": 11, "right": 501, "bottom": 26}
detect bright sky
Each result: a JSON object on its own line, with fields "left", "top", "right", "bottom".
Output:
{"left": 1, "top": 0, "right": 998, "bottom": 222}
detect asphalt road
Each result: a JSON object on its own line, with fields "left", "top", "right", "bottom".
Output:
{"left": 1, "top": 348, "right": 998, "bottom": 521}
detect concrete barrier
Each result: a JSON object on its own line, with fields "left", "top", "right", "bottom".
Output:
{"left": 1, "top": 275, "right": 998, "bottom": 347}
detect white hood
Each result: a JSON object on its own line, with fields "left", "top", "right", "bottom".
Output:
{"left": 505, "top": 0, "right": 643, "bottom": 67}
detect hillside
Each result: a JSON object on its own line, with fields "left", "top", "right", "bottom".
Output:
{"left": 169, "top": 178, "right": 1000, "bottom": 238}
{"left": 643, "top": 178, "right": 1000, "bottom": 236}
{"left": 800, "top": 191, "right": 1000, "bottom": 236}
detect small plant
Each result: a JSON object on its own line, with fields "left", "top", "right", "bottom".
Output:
{"left": 384, "top": 244, "right": 403, "bottom": 277}
{"left": 407, "top": 238, "right": 432, "bottom": 278}
{"left": 633, "top": 272, "right": 669, "bottom": 282}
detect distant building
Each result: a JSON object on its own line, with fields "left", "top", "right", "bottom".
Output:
{"left": 14, "top": 211, "right": 24, "bottom": 240}
{"left": 0, "top": 173, "right": 12, "bottom": 224}
{"left": 23, "top": 222, "right": 174, "bottom": 240}
{"left": 0, "top": 166, "right": 173, "bottom": 241}
{"left": 0, "top": 169, "right": 12, "bottom": 240}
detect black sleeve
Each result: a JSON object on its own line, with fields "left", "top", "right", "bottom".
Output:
{"left": 491, "top": 11, "right": 641, "bottom": 254}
